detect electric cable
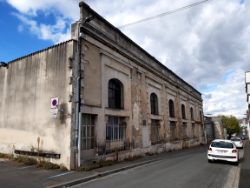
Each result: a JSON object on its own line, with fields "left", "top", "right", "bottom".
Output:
{"left": 118, "top": 0, "right": 213, "bottom": 29}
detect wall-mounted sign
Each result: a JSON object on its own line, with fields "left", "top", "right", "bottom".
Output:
{"left": 51, "top": 97, "right": 59, "bottom": 109}
{"left": 51, "top": 114, "right": 57, "bottom": 118}
{"left": 50, "top": 109, "right": 58, "bottom": 114}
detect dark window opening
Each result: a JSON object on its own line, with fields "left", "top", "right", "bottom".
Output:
{"left": 200, "top": 111, "right": 203, "bottom": 122}
{"left": 181, "top": 104, "right": 186, "bottom": 119}
{"left": 190, "top": 107, "right": 194, "bottom": 120}
{"left": 183, "top": 122, "right": 187, "bottom": 139}
{"left": 169, "top": 100, "right": 175, "bottom": 118}
{"left": 150, "top": 93, "right": 158, "bottom": 115}
{"left": 108, "top": 79, "right": 122, "bottom": 109}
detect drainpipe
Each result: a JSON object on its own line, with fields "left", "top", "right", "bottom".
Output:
{"left": 75, "top": 24, "right": 82, "bottom": 167}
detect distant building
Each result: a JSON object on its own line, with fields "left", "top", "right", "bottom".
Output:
{"left": 0, "top": 1, "right": 205, "bottom": 169}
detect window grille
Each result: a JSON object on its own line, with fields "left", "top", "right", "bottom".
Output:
{"left": 106, "top": 116, "right": 126, "bottom": 153}
{"left": 81, "top": 114, "right": 95, "bottom": 150}
{"left": 169, "top": 100, "right": 175, "bottom": 117}
{"left": 150, "top": 93, "right": 158, "bottom": 115}
{"left": 151, "top": 120, "right": 160, "bottom": 144}
{"left": 181, "top": 104, "right": 186, "bottom": 119}
{"left": 108, "top": 79, "right": 122, "bottom": 109}
{"left": 170, "top": 121, "right": 176, "bottom": 141}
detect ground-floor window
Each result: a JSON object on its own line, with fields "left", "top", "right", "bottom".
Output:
{"left": 106, "top": 116, "right": 126, "bottom": 141}
{"left": 106, "top": 116, "right": 126, "bottom": 153}
{"left": 192, "top": 123, "right": 196, "bottom": 138}
{"left": 170, "top": 121, "right": 176, "bottom": 141}
{"left": 182, "top": 122, "right": 187, "bottom": 139}
{"left": 81, "top": 114, "right": 95, "bottom": 150}
{"left": 151, "top": 120, "right": 161, "bottom": 144}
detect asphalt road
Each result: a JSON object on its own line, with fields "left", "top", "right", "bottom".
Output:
{"left": 72, "top": 147, "right": 242, "bottom": 188}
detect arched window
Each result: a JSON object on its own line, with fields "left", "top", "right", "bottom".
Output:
{"left": 108, "top": 79, "right": 122, "bottom": 109}
{"left": 150, "top": 93, "right": 158, "bottom": 115}
{"left": 181, "top": 104, "right": 186, "bottom": 119}
{"left": 169, "top": 99, "right": 175, "bottom": 118}
{"left": 200, "top": 111, "right": 203, "bottom": 122}
{"left": 190, "top": 107, "right": 194, "bottom": 120}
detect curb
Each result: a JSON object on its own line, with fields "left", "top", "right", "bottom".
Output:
{"left": 48, "top": 147, "right": 204, "bottom": 188}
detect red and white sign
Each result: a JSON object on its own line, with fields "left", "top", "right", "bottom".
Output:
{"left": 51, "top": 97, "right": 59, "bottom": 109}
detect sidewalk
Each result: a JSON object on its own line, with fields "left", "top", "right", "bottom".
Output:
{"left": 239, "top": 140, "right": 250, "bottom": 188}
{"left": 48, "top": 145, "right": 206, "bottom": 188}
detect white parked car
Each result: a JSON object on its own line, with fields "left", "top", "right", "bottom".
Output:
{"left": 230, "top": 137, "right": 243, "bottom": 149}
{"left": 207, "top": 139, "right": 239, "bottom": 165}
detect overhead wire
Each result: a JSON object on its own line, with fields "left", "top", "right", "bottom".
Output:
{"left": 118, "top": 0, "right": 213, "bottom": 29}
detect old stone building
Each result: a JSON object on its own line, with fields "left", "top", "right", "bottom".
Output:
{"left": 0, "top": 2, "right": 205, "bottom": 170}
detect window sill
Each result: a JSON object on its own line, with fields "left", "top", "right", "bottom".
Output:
{"left": 150, "top": 114, "right": 163, "bottom": 120}
{"left": 105, "top": 108, "right": 130, "bottom": 117}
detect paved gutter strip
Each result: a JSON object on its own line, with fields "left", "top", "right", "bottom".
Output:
{"left": 48, "top": 147, "right": 205, "bottom": 188}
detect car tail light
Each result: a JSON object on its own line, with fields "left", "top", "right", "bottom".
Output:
{"left": 240, "top": 142, "right": 242, "bottom": 144}
{"left": 232, "top": 150, "right": 237, "bottom": 153}
{"left": 233, "top": 157, "right": 236, "bottom": 159}
{"left": 208, "top": 148, "right": 212, "bottom": 151}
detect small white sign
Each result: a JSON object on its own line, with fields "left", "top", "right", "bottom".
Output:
{"left": 51, "top": 114, "right": 57, "bottom": 118}
{"left": 51, "top": 97, "right": 59, "bottom": 109}
{"left": 50, "top": 109, "right": 58, "bottom": 114}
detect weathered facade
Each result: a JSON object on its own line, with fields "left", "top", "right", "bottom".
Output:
{"left": 0, "top": 1, "right": 205, "bottom": 169}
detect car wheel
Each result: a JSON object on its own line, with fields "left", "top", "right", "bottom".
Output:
{"left": 208, "top": 159, "right": 212, "bottom": 163}
{"left": 235, "top": 161, "right": 239, "bottom": 166}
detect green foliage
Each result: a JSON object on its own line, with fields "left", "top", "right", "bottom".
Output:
{"left": 14, "top": 156, "right": 37, "bottom": 165}
{"left": 36, "top": 161, "right": 60, "bottom": 170}
{"left": 77, "top": 160, "right": 117, "bottom": 171}
{"left": 0, "top": 153, "right": 13, "bottom": 159}
{"left": 222, "top": 115, "right": 241, "bottom": 136}
{"left": 60, "top": 166, "right": 68, "bottom": 171}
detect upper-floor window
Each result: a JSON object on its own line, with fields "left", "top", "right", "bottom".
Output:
{"left": 108, "top": 79, "right": 123, "bottom": 109}
{"left": 190, "top": 107, "right": 194, "bottom": 120}
{"left": 181, "top": 104, "right": 186, "bottom": 119}
{"left": 169, "top": 99, "right": 175, "bottom": 118}
{"left": 150, "top": 93, "right": 158, "bottom": 115}
{"left": 200, "top": 111, "right": 203, "bottom": 122}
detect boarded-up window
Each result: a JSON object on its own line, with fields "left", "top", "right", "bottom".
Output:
{"left": 81, "top": 114, "right": 95, "bottom": 150}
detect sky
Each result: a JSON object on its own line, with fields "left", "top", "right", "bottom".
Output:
{"left": 0, "top": 0, "right": 249, "bottom": 119}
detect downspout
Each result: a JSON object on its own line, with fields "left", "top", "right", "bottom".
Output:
{"left": 76, "top": 26, "right": 82, "bottom": 167}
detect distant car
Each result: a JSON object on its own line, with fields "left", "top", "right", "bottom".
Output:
{"left": 241, "top": 137, "right": 245, "bottom": 140}
{"left": 208, "top": 139, "right": 239, "bottom": 165}
{"left": 231, "top": 137, "right": 243, "bottom": 149}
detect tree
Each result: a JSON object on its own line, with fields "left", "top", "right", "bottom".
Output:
{"left": 222, "top": 115, "right": 241, "bottom": 139}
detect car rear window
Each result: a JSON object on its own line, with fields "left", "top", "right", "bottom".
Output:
{"left": 231, "top": 139, "right": 241, "bottom": 141}
{"left": 211, "top": 142, "right": 234, "bottom": 148}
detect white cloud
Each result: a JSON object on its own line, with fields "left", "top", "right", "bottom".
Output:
{"left": 6, "top": 0, "right": 250, "bottom": 118}
{"left": 12, "top": 13, "right": 70, "bottom": 43}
